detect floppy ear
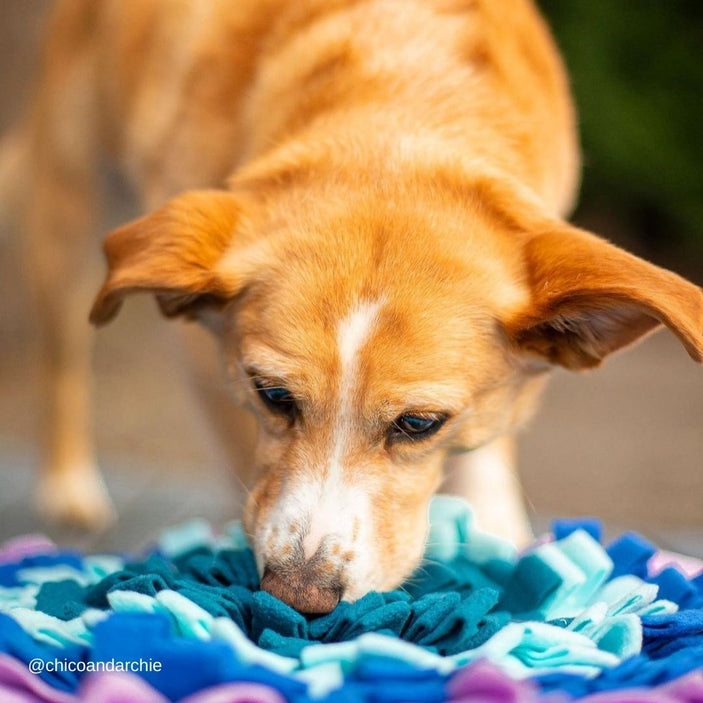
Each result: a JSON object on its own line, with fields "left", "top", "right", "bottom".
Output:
{"left": 506, "top": 225, "right": 703, "bottom": 369}
{"left": 90, "top": 190, "right": 249, "bottom": 326}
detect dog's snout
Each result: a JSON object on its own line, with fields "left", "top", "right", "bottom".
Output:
{"left": 260, "top": 565, "right": 342, "bottom": 614}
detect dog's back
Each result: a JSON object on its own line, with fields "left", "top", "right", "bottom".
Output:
{"left": 2, "top": 0, "right": 582, "bottom": 533}
{"left": 5, "top": 0, "right": 578, "bottom": 213}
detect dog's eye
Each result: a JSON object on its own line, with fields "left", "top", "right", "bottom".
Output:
{"left": 254, "top": 381, "right": 297, "bottom": 421}
{"left": 390, "top": 413, "right": 446, "bottom": 441}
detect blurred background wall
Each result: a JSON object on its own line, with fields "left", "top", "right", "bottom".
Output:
{"left": 540, "top": 0, "right": 703, "bottom": 272}
{"left": 0, "top": 1, "right": 701, "bottom": 552}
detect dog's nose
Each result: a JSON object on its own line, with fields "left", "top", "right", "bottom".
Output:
{"left": 260, "top": 565, "right": 342, "bottom": 614}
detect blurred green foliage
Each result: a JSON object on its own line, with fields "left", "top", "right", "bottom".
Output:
{"left": 539, "top": 1, "right": 703, "bottom": 260}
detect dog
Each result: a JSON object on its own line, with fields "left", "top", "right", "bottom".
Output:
{"left": 2, "top": 0, "right": 702, "bottom": 614}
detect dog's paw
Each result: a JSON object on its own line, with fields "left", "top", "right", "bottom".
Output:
{"left": 34, "top": 467, "right": 117, "bottom": 531}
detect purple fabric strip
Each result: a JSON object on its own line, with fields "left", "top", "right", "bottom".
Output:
{"left": 664, "top": 672, "right": 703, "bottom": 702}
{"left": 0, "top": 536, "right": 56, "bottom": 566}
{"left": 448, "top": 660, "right": 567, "bottom": 702}
{"left": 648, "top": 551, "right": 703, "bottom": 580}
{"left": 0, "top": 655, "right": 74, "bottom": 703}
{"left": 78, "top": 673, "right": 170, "bottom": 703}
{"left": 179, "top": 682, "right": 287, "bottom": 703}
{"left": 448, "top": 661, "right": 703, "bottom": 703}
{"left": 578, "top": 672, "right": 703, "bottom": 703}
{"left": 80, "top": 678, "right": 287, "bottom": 703}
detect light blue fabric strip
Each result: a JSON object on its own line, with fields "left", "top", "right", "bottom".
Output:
{"left": 7, "top": 608, "right": 91, "bottom": 647}
{"left": 159, "top": 518, "right": 215, "bottom": 558}
{"left": 82, "top": 555, "right": 124, "bottom": 581}
{"left": 211, "top": 617, "right": 298, "bottom": 674}
{"left": 15, "top": 565, "right": 90, "bottom": 587}
{"left": 426, "top": 495, "right": 517, "bottom": 565}
{"left": 0, "top": 585, "right": 38, "bottom": 612}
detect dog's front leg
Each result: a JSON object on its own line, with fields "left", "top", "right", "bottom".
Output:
{"left": 442, "top": 435, "right": 532, "bottom": 547}
{"left": 22, "top": 50, "right": 115, "bottom": 530}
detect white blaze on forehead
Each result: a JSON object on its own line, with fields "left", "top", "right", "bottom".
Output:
{"left": 333, "top": 298, "right": 384, "bottom": 467}
{"left": 337, "top": 301, "right": 384, "bottom": 375}
{"left": 301, "top": 299, "right": 384, "bottom": 560}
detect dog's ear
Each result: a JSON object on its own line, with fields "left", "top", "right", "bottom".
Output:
{"left": 506, "top": 224, "right": 703, "bottom": 369}
{"left": 90, "top": 190, "right": 253, "bottom": 326}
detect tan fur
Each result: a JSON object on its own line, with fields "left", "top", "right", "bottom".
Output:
{"left": 8, "top": 0, "right": 702, "bottom": 611}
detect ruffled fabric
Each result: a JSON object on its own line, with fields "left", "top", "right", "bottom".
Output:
{"left": 0, "top": 496, "right": 701, "bottom": 703}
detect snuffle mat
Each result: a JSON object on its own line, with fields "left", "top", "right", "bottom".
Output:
{"left": 1, "top": 495, "right": 703, "bottom": 702}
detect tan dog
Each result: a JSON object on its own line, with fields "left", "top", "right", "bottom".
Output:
{"left": 3, "top": 0, "right": 702, "bottom": 613}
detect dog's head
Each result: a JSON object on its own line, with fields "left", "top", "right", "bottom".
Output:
{"left": 91, "top": 173, "right": 703, "bottom": 613}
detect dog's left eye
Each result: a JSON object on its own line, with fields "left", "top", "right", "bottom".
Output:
{"left": 390, "top": 413, "right": 446, "bottom": 441}
{"left": 254, "top": 381, "right": 297, "bottom": 421}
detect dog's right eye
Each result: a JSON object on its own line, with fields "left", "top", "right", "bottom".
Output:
{"left": 254, "top": 380, "right": 298, "bottom": 421}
